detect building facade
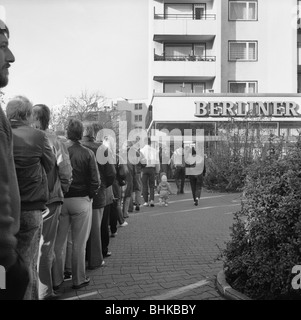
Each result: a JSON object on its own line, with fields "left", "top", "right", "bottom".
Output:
{"left": 116, "top": 99, "right": 148, "bottom": 130}
{"left": 146, "top": 0, "right": 301, "bottom": 146}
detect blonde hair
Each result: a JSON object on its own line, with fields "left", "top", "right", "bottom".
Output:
{"left": 6, "top": 95, "right": 33, "bottom": 121}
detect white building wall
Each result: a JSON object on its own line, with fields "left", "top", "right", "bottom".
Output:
{"left": 221, "top": 0, "right": 297, "bottom": 93}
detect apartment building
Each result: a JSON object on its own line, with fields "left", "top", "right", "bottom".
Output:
{"left": 146, "top": 0, "right": 301, "bottom": 146}
{"left": 116, "top": 99, "right": 148, "bottom": 130}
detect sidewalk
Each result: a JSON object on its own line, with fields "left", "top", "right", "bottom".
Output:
{"left": 57, "top": 183, "right": 242, "bottom": 300}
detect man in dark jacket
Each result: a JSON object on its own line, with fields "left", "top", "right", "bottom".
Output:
{"left": 32, "top": 104, "right": 72, "bottom": 300}
{"left": 53, "top": 119, "right": 100, "bottom": 290}
{"left": 0, "top": 19, "right": 30, "bottom": 300}
{"left": 81, "top": 123, "right": 116, "bottom": 270}
{"left": 6, "top": 95, "right": 56, "bottom": 300}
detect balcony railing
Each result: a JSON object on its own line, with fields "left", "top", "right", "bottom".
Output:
{"left": 154, "top": 55, "right": 216, "bottom": 62}
{"left": 154, "top": 13, "right": 216, "bottom": 20}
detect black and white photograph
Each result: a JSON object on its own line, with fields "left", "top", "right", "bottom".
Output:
{"left": 0, "top": 0, "right": 301, "bottom": 310}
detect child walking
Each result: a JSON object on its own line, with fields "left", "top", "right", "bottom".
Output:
{"left": 157, "top": 172, "right": 172, "bottom": 206}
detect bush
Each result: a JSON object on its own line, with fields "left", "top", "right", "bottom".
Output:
{"left": 220, "top": 139, "right": 301, "bottom": 300}
{"left": 204, "top": 120, "right": 269, "bottom": 192}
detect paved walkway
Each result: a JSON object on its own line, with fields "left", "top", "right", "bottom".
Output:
{"left": 57, "top": 183, "right": 242, "bottom": 301}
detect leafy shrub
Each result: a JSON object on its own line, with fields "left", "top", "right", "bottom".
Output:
{"left": 220, "top": 139, "right": 301, "bottom": 299}
{"left": 204, "top": 120, "right": 271, "bottom": 192}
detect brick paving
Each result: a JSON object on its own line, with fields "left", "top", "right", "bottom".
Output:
{"left": 57, "top": 182, "right": 242, "bottom": 301}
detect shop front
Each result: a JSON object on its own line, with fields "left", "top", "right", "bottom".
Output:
{"left": 146, "top": 94, "right": 301, "bottom": 150}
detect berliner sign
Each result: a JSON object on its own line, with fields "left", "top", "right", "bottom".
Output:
{"left": 194, "top": 101, "right": 300, "bottom": 117}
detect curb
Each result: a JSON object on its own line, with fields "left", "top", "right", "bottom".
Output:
{"left": 216, "top": 270, "right": 252, "bottom": 300}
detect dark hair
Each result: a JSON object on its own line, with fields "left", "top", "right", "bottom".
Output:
{"left": 67, "top": 119, "right": 83, "bottom": 141}
{"left": 83, "top": 123, "right": 95, "bottom": 138}
{"left": 32, "top": 104, "right": 50, "bottom": 130}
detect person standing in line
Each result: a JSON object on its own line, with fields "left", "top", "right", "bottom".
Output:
{"left": 110, "top": 153, "right": 129, "bottom": 237}
{"left": 52, "top": 119, "right": 100, "bottom": 290}
{"left": 185, "top": 146, "right": 206, "bottom": 206}
{"left": 81, "top": 124, "right": 115, "bottom": 270}
{"left": 6, "top": 96, "right": 56, "bottom": 300}
{"left": 122, "top": 142, "right": 138, "bottom": 218}
{"left": 96, "top": 134, "right": 116, "bottom": 259}
{"left": 0, "top": 19, "right": 30, "bottom": 300}
{"left": 140, "top": 137, "right": 160, "bottom": 207}
{"left": 170, "top": 143, "right": 186, "bottom": 194}
{"left": 132, "top": 137, "right": 142, "bottom": 211}
{"left": 32, "top": 104, "right": 72, "bottom": 300}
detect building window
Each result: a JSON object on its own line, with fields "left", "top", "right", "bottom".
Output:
{"left": 228, "top": 81, "right": 257, "bottom": 93}
{"left": 164, "top": 82, "right": 205, "bottom": 93}
{"left": 280, "top": 122, "right": 301, "bottom": 137}
{"left": 229, "top": 41, "right": 257, "bottom": 61}
{"left": 164, "top": 43, "right": 206, "bottom": 60}
{"left": 164, "top": 3, "right": 206, "bottom": 20}
{"left": 135, "top": 115, "right": 142, "bottom": 122}
{"left": 134, "top": 103, "right": 142, "bottom": 110}
{"left": 229, "top": 1, "right": 257, "bottom": 21}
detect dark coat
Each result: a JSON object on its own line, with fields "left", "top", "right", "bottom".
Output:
{"left": 46, "top": 133, "right": 72, "bottom": 204}
{"left": 10, "top": 119, "right": 56, "bottom": 211}
{"left": 64, "top": 140, "right": 100, "bottom": 199}
{"left": 81, "top": 137, "right": 116, "bottom": 208}
{"left": 0, "top": 107, "right": 17, "bottom": 269}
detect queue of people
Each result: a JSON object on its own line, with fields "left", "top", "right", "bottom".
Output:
{"left": 0, "top": 18, "right": 206, "bottom": 300}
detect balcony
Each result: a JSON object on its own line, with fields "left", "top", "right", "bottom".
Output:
{"left": 154, "top": 13, "right": 216, "bottom": 20}
{"left": 154, "top": 12, "right": 217, "bottom": 40}
{"left": 155, "top": 54, "right": 216, "bottom": 62}
{"left": 153, "top": 54, "right": 216, "bottom": 79}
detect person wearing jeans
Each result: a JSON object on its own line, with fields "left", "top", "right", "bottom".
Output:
{"left": 81, "top": 124, "right": 115, "bottom": 270}
{"left": 53, "top": 196, "right": 93, "bottom": 288}
{"left": 141, "top": 167, "right": 156, "bottom": 206}
{"left": 7, "top": 96, "right": 56, "bottom": 300}
{"left": 32, "top": 104, "right": 72, "bottom": 300}
{"left": 186, "top": 146, "right": 206, "bottom": 206}
{"left": 52, "top": 119, "right": 100, "bottom": 290}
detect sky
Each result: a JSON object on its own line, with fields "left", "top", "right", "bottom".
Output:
{"left": 0, "top": 0, "right": 149, "bottom": 107}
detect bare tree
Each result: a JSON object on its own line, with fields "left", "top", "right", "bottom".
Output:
{"left": 50, "top": 90, "right": 110, "bottom": 132}
{"left": 65, "top": 90, "right": 108, "bottom": 121}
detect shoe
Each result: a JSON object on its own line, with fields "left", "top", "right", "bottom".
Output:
{"left": 194, "top": 198, "right": 199, "bottom": 206}
{"left": 53, "top": 280, "right": 64, "bottom": 291}
{"left": 72, "top": 277, "right": 90, "bottom": 290}
{"left": 135, "top": 205, "right": 140, "bottom": 211}
{"left": 87, "top": 261, "right": 105, "bottom": 270}
{"left": 104, "top": 251, "right": 112, "bottom": 258}
{"left": 64, "top": 271, "right": 72, "bottom": 281}
{"left": 111, "top": 232, "right": 118, "bottom": 237}
{"left": 150, "top": 200, "right": 154, "bottom": 207}
{"left": 120, "top": 221, "right": 128, "bottom": 227}
{"left": 123, "top": 214, "right": 129, "bottom": 218}
{"left": 44, "top": 292, "right": 62, "bottom": 300}
{"left": 143, "top": 202, "right": 149, "bottom": 207}
{"left": 165, "top": 203, "right": 168, "bottom": 207}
